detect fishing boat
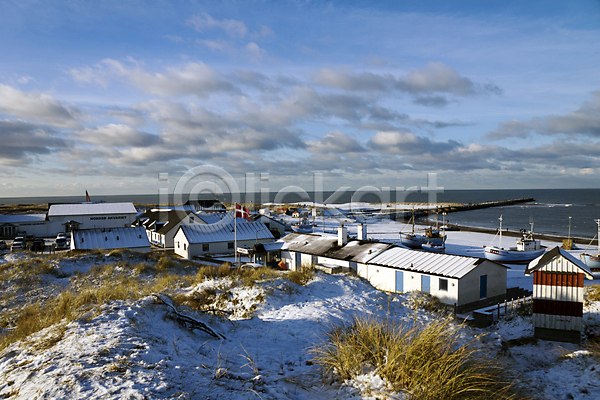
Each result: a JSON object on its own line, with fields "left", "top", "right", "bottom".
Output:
{"left": 421, "top": 241, "right": 445, "bottom": 253}
{"left": 580, "top": 219, "right": 600, "bottom": 272}
{"left": 483, "top": 216, "right": 546, "bottom": 264}
{"left": 400, "top": 208, "right": 444, "bottom": 249}
{"left": 291, "top": 218, "right": 313, "bottom": 234}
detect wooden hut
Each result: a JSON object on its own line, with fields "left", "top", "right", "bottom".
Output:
{"left": 525, "top": 247, "right": 594, "bottom": 343}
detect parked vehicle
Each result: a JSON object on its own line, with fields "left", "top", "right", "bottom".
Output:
{"left": 28, "top": 239, "right": 46, "bottom": 252}
{"left": 11, "top": 237, "right": 25, "bottom": 251}
{"left": 54, "top": 234, "right": 69, "bottom": 250}
{"left": 0, "top": 240, "right": 7, "bottom": 250}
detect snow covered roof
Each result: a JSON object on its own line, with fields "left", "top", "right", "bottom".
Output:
{"left": 279, "top": 232, "right": 392, "bottom": 263}
{"left": 366, "top": 246, "right": 506, "bottom": 279}
{"left": 48, "top": 202, "right": 137, "bottom": 217}
{"left": 525, "top": 246, "right": 594, "bottom": 279}
{"left": 0, "top": 213, "right": 47, "bottom": 224}
{"left": 179, "top": 216, "right": 274, "bottom": 244}
{"left": 71, "top": 226, "right": 150, "bottom": 250}
{"left": 196, "top": 212, "right": 229, "bottom": 225}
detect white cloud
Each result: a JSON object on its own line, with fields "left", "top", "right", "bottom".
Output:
{"left": 77, "top": 124, "right": 162, "bottom": 148}
{"left": 305, "top": 131, "right": 365, "bottom": 153}
{"left": 0, "top": 85, "right": 80, "bottom": 129}
{"left": 487, "top": 91, "right": 600, "bottom": 139}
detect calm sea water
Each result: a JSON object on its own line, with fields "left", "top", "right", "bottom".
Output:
{"left": 1, "top": 189, "right": 598, "bottom": 239}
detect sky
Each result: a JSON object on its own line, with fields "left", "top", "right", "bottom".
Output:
{"left": 1, "top": 0, "right": 600, "bottom": 198}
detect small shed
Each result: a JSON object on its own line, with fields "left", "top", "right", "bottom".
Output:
{"left": 525, "top": 246, "right": 594, "bottom": 343}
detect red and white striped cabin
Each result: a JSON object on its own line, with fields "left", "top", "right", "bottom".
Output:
{"left": 525, "top": 247, "right": 593, "bottom": 343}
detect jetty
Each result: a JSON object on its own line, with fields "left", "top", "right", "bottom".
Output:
{"left": 431, "top": 197, "right": 535, "bottom": 215}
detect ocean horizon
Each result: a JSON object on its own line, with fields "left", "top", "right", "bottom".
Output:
{"left": 1, "top": 188, "right": 599, "bottom": 240}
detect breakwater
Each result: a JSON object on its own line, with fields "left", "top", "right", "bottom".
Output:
{"left": 412, "top": 197, "right": 535, "bottom": 219}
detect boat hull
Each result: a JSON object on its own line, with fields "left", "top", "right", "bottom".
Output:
{"left": 484, "top": 246, "right": 545, "bottom": 264}
{"left": 292, "top": 225, "right": 313, "bottom": 234}
{"left": 400, "top": 233, "right": 444, "bottom": 249}
{"left": 580, "top": 253, "right": 600, "bottom": 271}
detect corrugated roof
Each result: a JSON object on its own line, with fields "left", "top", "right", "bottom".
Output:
{"left": 49, "top": 202, "right": 137, "bottom": 217}
{"left": 279, "top": 233, "right": 392, "bottom": 263}
{"left": 525, "top": 246, "right": 594, "bottom": 279}
{"left": 196, "top": 212, "right": 229, "bottom": 225}
{"left": 180, "top": 216, "right": 274, "bottom": 244}
{"left": 366, "top": 246, "right": 504, "bottom": 279}
{"left": 71, "top": 226, "right": 150, "bottom": 250}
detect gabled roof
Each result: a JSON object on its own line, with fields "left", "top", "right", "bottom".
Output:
{"left": 71, "top": 226, "right": 150, "bottom": 250}
{"left": 137, "top": 209, "right": 193, "bottom": 235}
{"left": 525, "top": 246, "right": 594, "bottom": 279}
{"left": 48, "top": 202, "right": 137, "bottom": 217}
{"left": 178, "top": 216, "right": 274, "bottom": 244}
{"left": 366, "top": 246, "right": 507, "bottom": 279}
{"left": 279, "top": 233, "right": 392, "bottom": 264}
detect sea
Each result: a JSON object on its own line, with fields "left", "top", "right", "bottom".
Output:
{"left": 1, "top": 188, "right": 599, "bottom": 240}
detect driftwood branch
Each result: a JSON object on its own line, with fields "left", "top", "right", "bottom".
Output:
{"left": 152, "top": 293, "right": 226, "bottom": 340}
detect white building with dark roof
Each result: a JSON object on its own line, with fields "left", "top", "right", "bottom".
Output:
{"left": 275, "top": 228, "right": 509, "bottom": 312}
{"left": 70, "top": 226, "right": 151, "bottom": 252}
{"left": 173, "top": 216, "right": 274, "bottom": 259}
{"left": 0, "top": 214, "right": 48, "bottom": 238}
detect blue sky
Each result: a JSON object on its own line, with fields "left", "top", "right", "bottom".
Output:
{"left": 1, "top": 0, "right": 600, "bottom": 197}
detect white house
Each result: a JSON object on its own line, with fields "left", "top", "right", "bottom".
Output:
{"left": 173, "top": 216, "right": 274, "bottom": 259}
{"left": 70, "top": 226, "right": 151, "bottom": 252}
{"left": 278, "top": 230, "right": 390, "bottom": 271}
{"left": 47, "top": 202, "right": 138, "bottom": 232}
{"left": 363, "top": 246, "right": 509, "bottom": 312}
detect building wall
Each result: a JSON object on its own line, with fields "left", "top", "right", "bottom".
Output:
{"left": 357, "top": 263, "right": 459, "bottom": 304}
{"left": 458, "top": 261, "right": 507, "bottom": 306}
{"left": 174, "top": 233, "right": 272, "bottom": 260}
{"left": 316, "top": 256, "right": 350, "bottom": 271}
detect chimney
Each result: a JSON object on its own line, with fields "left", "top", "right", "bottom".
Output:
{"left": 338, "top": 224, "right": 348, "bottom": 246}
{"left": 357, "top": 224, "right": 367, "bottom": 241}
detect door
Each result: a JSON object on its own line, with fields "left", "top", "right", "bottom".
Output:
{"left": 395, "top": 270, "right": 404, "bottom": 292}
{"left": 295, "top": 252, "right": 302, "bottom": 271}
{"left": 421, "top": 275, "right": 430, "bottom": 293}
{"left": 480, "top": 275, "right": 487, "bottom": 299}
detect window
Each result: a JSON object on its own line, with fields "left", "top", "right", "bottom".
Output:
{"left": 439, "top": 278, "right": 448, "bottom": 291}
{"left": 228, "top": 242, "right": 234, "bottom": 249}
{"left": 183, "top": 243, "right": 186, "bottom": 250}
{"left": 203, "top": 243, "right": 209, "bottom": 251}
{"left": 177, "top": 242, "right": 180, "bottom": 248}
{"left": 190, "top": 217, "right": 194, "bottom": 223}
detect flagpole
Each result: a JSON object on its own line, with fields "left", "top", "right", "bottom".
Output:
{"left": 234, "top": 204, "right": 238, "bottom": 267}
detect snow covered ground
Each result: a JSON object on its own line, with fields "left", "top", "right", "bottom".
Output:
{"left": 0, "top": 219, "right": 599, "bottom": 399}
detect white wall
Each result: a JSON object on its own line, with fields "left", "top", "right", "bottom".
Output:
{"left": 458, "top": 260, "right": 507, "bottom": 306}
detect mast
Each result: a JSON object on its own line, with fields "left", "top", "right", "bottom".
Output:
{"left": 499, "top": 215, "right": 503, "bottom": 248}
{"left": 596, "top": 219, "right": 600, "bottom": 254}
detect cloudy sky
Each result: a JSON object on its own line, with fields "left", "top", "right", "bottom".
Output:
{"left": 1, "top": 0, "right": 600, "bottom": 198}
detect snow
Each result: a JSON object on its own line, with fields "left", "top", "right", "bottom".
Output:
{"left": 0, "top": 220, "right": 599, "bottom": 399}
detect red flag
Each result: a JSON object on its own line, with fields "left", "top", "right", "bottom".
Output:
{"left": 85, "top": 190, "right": 91, "bottom": 202}
{"left": 235, "top": 203, "right": 249, "bottom": 219}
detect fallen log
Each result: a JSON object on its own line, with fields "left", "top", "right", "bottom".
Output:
{"left": 152, "top": 293, "right": 226, "bottom": 340}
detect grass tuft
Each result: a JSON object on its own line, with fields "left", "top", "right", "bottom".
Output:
{"left": 310, "top": 316, "right": 520, "bottom": 400}
{"left": 585, "top": 285, "right": 600, "bottom": 304}
{"left": 286, "top": 265, "right": 315, "bottom": 286}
